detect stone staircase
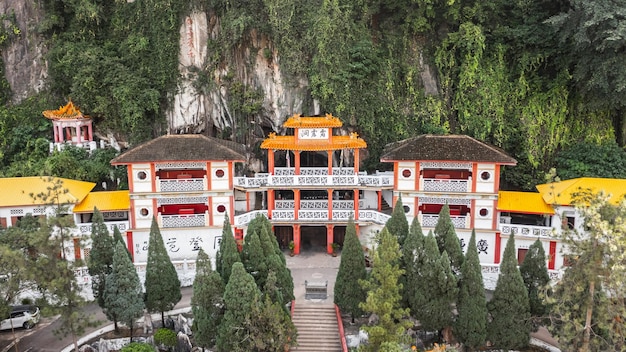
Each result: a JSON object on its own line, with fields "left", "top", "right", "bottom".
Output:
{"left": 291, "top": 304, "right": 343, "bottom": 352}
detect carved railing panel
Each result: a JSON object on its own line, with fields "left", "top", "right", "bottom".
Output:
{"left": 422, "top": 214, "right": 468, "bottom": 228}
{"left": 160, "top": 214, "right": 206, "bottom": 228}
{"left": 158, "top": 178, "right": 205, "bottom": 192}
{"left": 499, "top": 224, "right": 553, "bottom": 238}
{"left": 422, "top": 179, "right": 470, "bottom": 193}
{"left": 78, "top": 221, "right": 129, "bottom": 234}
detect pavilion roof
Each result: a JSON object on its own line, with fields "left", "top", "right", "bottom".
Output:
{"left": 42, "top": 101, "right": 88, "bottom": 120}
{"left": 0, "top": 177, "right": 96, "bottom": 207}
{"left": 260, "top": 133, "right": 367, "bottom": 151}
{"left": 282, "top": 113, "right": 343, "bottom": 128}
{"left": 111, "top": 134, "right": 246, "bottom": 164}
{"left": 498, "top": 191, "right": 554, "bottom": 215}
{"left": 535, "top": 177, "right": 626, "bottom": 206}
{"left": 73, "top": 190, "right": 130, "bottom": 213}
{"left": 380, "top": 134, "right": 517, "bottom": 164}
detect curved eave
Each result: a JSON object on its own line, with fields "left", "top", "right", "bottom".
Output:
{"left": 380, "top": 158, "right": 516, "bottom": 166}
{"left": 282, "top": 114, "right": 343, "bottom": 128}
{"left": 261, "top": 136, "right": 367, "bottom": 151}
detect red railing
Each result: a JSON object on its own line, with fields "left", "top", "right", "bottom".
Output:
{"left": 334, "top": 304, "right": 348, "bottom": 352}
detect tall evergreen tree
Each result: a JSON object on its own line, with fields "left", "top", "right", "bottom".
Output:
{"left": 420, "top": 251, "right": 458, "bottom": 333}
{"left": 192, "top": 249, "right": 224, "bottom": 349}
{"left": 519, "top": 238, "right": 551, "bottom": 331}
{"left": 217, "top": 262, "right": 262, "bottom": 352}
{"left": 334, "top": 219, "right": 367, "bottom": 322}
{"left": 401, "top": 216, "right": 424, "bottom": 311}
{"left": 488, "top": 233, "right": 531, "bottom": 350}
{"left": 455, "top": 230, "right": 487, "bottom": 350}
{"left": 247, "top": 294, "right": 297, "bottom": 351}
{"left": 385, "top": 195, "right": 409, "bottom": 247}
{"left": 434, "top": 203, "right": 464, "bottom": 273}
{"left": 411, "top": 231, "right": 441, "bottom": 321}
{"left": 144, "top": 217, "right": 181, "bottom": 326}
{"left": 87, "top": 207, "right": 114, "bottom": 309}
{"left": 218, "top": 214, "right": 240, "bottom": 284}
{"left": 359, "top": 228, "right": 412, "bottom": 351}
{"left": 104, "top": 241, "right": 144, "bottom": 336}
{"left": 265, "top": 253, "right": 294, "bottom": 303}
{"left": 242, "top": 228, "right": 268, "bottom": 288}
{"left": 112, "top": 225, "right": 132, "bottom": 261}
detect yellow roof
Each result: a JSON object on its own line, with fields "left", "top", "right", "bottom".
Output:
{"left": 0, "top": 177, "right": 96, "bottom": 207}
{"left": 536, "top": 177, "right": 626, "bottom": 206}
{"left": 261, "top": 134, "right": 367, "bottom": 151}
{"left": 73, "top": 190, "right": 130, "bottom": 213}
{"left": 282, "top": 113, "right": 343, "bottom": 128}
{"left": 498, "top": 191, "right": 554, "bottom": 215}
{"left": 42, "top": 101, "right": 88, "bottom": 120}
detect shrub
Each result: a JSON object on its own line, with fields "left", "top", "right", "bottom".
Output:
{"left": 154, "top": 328, "right": 177, "bottom": 347}
{"left": 120, "top": 342, "right": 156, "bottom": 352}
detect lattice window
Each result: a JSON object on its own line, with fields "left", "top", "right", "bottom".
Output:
{"left": 10, "top": 209, "right": 24, "bottom": 215}
{"left": 160, "top": 179, "right": 205, "bottom": 192}
{"left": 421, "top": 162, "right": 472, "bottom": 170}
{"left": 157, "top": 197, "right": 208, "bottom": 205}
{"left": 161, "top": 214, "right": 206, "bottom": 228}
{"left": 422, "top": 179, "right": 470, "bottom": 192}
{"left": 155, "top": 162, "right": 205, "bottom": 169}
{"left": 32, "top": 208, "right": 46, "bottom": 215}
{"left": 418, "top": 197, "right": 471, "bottom": 205}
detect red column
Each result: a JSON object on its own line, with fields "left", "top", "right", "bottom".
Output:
{"left": 327, "top": 189, "right": 333, "bottom": 221}
{"left": 126, "top": 231, "right": 134, "bottom": 262}
{"left": 548, "top": 241, "right": 557, "bottom": 270}
{"left": 377, "top": 191, "right": 382, "bottom": 212}
{"left": 354, "top": 149, "right": 360, "bottom": 173}
{"left": 326, "top": 224, "right": 334, "bottom": 254}
{"left": 246, "top": 191, "right": 251, "bottom": 212}
{"left": 268, "top": 190, "right": 274, "bottom": 218}
{"left": 494, "top": 232, "right": 502, "bottom": 264}
{"left": 295, "top": 151, "right": 301, "bottom": 175}
{"left": 268, "top": 150, "right": 275, "bottom": 174}
{"left": 294, "top": 189, "right": 300, "bottom": 220}
{"left": 354, "top": 189, "right": 359, "bottom": 220}
{"left": 87, "top": 122, "right": 93, "bottom": 141}
{"left": 75, "top": 125, "right": 81, "bottom": 143}
{"left": 294, "top": 225, "right": 301, "bottom": 255}
{"left": 328, "top": 150, "right": 333, "bottom": 175}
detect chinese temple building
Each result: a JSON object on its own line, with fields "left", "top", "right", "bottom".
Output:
{"left": 43, "top": 101, "right": 99, "bottom": 152}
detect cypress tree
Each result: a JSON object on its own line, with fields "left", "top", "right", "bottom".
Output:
{"left": 192, "top": 249, "right": 224, "bottom": 349}
{"left": 488, "top": 233, "right": 531, "bottom": 350}
{"left": 217, "top": 262, "right": 261, "bottom": 351}
{"left": 434, "top": 203, "right": 464, "bottom": 273}
{"left": 359, "top": 228, "right": 412, "bottom": 351}
{"left": 144, "top": 217, "right": 181, "bottom": 326}
{"left": 87, "top": 207, "right": 114, "bottom": 309}
{"left": 218, "top": 214, "right": 240, "bottom": 284}
{"left": 248, "top": 294, "right": 297, "bottom": 351}
{"left": 265, "top": 253, "right": 294, "bottom": 303}
{"left": 519, "top": 238, "right": 551, "bottom": 330}
{"left": 402, "top": 216, "right": 424, "bottom": 311}
{"left": 242, "top": 228, "right": 268, "bottom": 288}
{"left": 411, "top": 231, "right": 440, "bottom": 320}
{"left": 385, "top": 195, "right": 409, "bottom": 247}
{"left": 112, "top": 225, "right": 132, "bottom": 262}
{"left": 103, "top": 241, "right": 144, "bottom": 335}
{"left": 334, "top": 219, "right": 367, "bottom": 322}
{"left": 420, "top": 251, "right": 458, "bottom": 333}
{"left": 455, "top": 230, "right": 487, "bottom": 350}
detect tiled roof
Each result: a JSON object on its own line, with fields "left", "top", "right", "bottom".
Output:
{"left": 282, "top": 113, "right": 343, "bottom": 128}
{"left": 73, "top": 190, "right": 130, "bottom": 213}
{"left": 261, "top": 134, "right": 367, "bottom": 151}
{"left": 536, "top": 177, "right": 626, "bottom": 206}
{"left": 42, "top": 101, "right": 88, "bottom": 120}
{"left": 380, "top": 134, "right": 517, "bottom": 164}
{"left": 111, "top": 134, "right": 246, "bottom": 164}
{"left": 498, "top": 191, "right": 554, "bottom": 215}
{"left": 0, "top": 177, "right": 95, "bottom": 207}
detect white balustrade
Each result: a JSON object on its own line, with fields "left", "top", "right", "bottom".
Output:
{"left": 422, "top": 178, "right": 470, "bottom": 193}
{"left": 421, "top": 214, "right": 469, "bottom": 228}
{"left": 481, "top": 264, "right": 561, "bottom": 281}
{"left": 234, "top": 210, "right": 268, "bottom": 226}
{"left": 78, "top": 220, "right": 129, "bottom": 234}
{"left": 298, "top": 210, "right": 330, "bottom": 220}
{"left": 272, "top": 210, "right": 295, "bottom": 221}
{"left": 158, "top": 177, "right": 206, "bottom": 192}
{"left": 234, "top": 209, "right": 390, "bottom": 225}
{"left": 235, "top": 172, "right": 394, "bottom": 188}
{"left": 499, "top": 223, "right": 553, "bottom": 238}
{"left": 160, "top": 213, "right": 207, "bottom": 228}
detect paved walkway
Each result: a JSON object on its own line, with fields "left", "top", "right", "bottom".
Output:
{"left": 285, "top": 248, "right": 341, "bottom": 304}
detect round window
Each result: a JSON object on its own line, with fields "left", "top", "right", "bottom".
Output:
{"left": 402, "top": 169, "right": 412, "bottom": 178}
{"left": 140, "top": 208, "right": 149, "bottom": 217}
{"left": 402, "top": 205, "right": 410, "bottom": 214}
{"left": 479, "top": 208, "right": 489, "bottom": 217}
{"left": 137, "top": 171, "right": 147, "bottom": 180}
{"left": 215, "top": 169, "right": 225, "bottom": 178}
{"left": 480, "top": 171, "right": 491, "bottom": 181}
{"left": 217, "top": 205, "right": 226, "bottom": 213}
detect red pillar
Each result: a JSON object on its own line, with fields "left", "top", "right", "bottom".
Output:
{"left": 126, "top": 231, "right": 134, "bottom": 262}
{"left": 268, "top": 190, "right": 274, "bottom": 218}
{"left": 353, "top": 189, "right": 359, "bottom": 220}
{"left": 246, "top": 191, "right": 251, "bottom": 212}
{"left": 87, "top": 122, "right": 93, "bottom": 141}
{"left": 548, "top": 241, "right": 557, "bottom": 270}
{"left": 295, "top": 151, "right": 301, "bottom": 175}
{"left": 268, "top": 150, "right": 275, "bottom": 174}
{"left": 294, "top": 225, "right": 301, "bottom": 255}
{"left": 354, "top": 149, "right": 360, "bottom": 173}
{"left": 494, "top": 232, "right": 502, "bottom": 264}
{"left": 326, "top": 224, "right": 334, "bottom": 254}
{"left": 294, "top": 189, "right": 300, "bottom": 220}
{"left": 377, "top": 191, "right": 382, "bottom": 212}
{"left": 328, "top": 150, "right": 333, "bottom": 175}
{"left": 327, "top": 189, "right": 333, "bottom": 221}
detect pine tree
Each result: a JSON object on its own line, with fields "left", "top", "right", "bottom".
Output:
{"left": 218, "top": 214, "right": 240, "bottom": 284}
{"left": 87, "top": 207, "right": 114, "bottom": 309}
{"left": 217, "top": 262, "right": 262, "bottom": 352}
{"left": 385, "top": 195, "right": 409, "bottom": 247}
{"left": 401, "top": 216, "right": 424, "bottom": 311}
{"left": 434, "top": 203, "right": 464, "bottom": 273}
{"left": 144, "top": 218, "right": 181, "bottom": 326}
{"left": 104, "top": 241, "right": 144, "bottom": 336}
{"left": 519, "top": 238, "right": 551, "bottom": 331}
{"left": 334, "top": 219, "right": 367, "bottom": 322}
{"left": 455, "top": 230, "right": 487, "bottom": 350}
{"left": 411, "top": 231, "right": 441, "bottom": 321}
{"left": 192, "top": 249, "right": 224, "bottom": 349}
{"left": 359, "top": 228, "right": 412, "bottom": 351}
{"left": 242, "top": 228, "right": 268, "bottom": 288}
{"left": 488, "top": 233, "right": 531, "bottom": 350}
{"left": 112, "top": 225, "right": 132, "bottom": 261}
{"left": 247, "top": 294, "right": 297, "bottom": 351}
{"left": 265, "top": 253, "right": 294, "bottom": 304}
{"left": 420, "top": 251, "right": 458, "bottom": 333}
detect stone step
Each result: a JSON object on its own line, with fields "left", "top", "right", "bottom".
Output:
{"left": 291, "top": 304, "right": 342, "bottom": 352}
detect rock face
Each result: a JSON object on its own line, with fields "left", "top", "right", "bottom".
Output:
{"left": 166, "top": 11, "right": 311, "bottom": 136}
{"left": 1, "top": 0, "right": 48, "bottom": 104}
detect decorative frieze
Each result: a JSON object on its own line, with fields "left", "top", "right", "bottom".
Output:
{"left": 418, "top": 197, "right": 471, "bottom": 205}
{"left": 157, "top": 197, "right": 208, "bottom": 205}
{"left": 421, "top": 161, "right": 472, "bottom": 170}
{"left": 155, "top": 162, "right": 206, "bottom": 169}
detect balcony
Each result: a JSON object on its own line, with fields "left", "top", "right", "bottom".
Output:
{"left": 233, "top": 168, "right": 393, "bottom": 188}
{"left": 275, "top": 200, "right": 362, "bottom": 209}
{"left": 160, "top": 213, "right": 207, "bottom": 228}
{"left": 77, "top": 221, "right": 129, "bottom": 235}
{"left": 157, "top": 177, "right": 206, "bottom": 192}
{"left": 421, "top": 214, "right": 470, "bottom": 229}
{"left": 422, "top": 178, "right": 471, "bottom": 193}
{"left": 233, "top": 209, "right": 389, "bottom": 226}
{"left": 499, "top": 223, "right": 553, "bottom": 238}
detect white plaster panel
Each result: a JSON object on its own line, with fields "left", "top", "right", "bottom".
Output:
{"left": 457, "top": 229, "right": 496, "bottom": 264}
{"left": 396, "top": 162, "right": 415, "bottom": 191}
{"left": 131, "top": 164, "right": 152, "bottom": 193}
{"left": 475, "top": 163, "right": 496, "bottom": 193}
{"left": 211, "top": 196, "right": 231, "bottom": 225}
{"left": 134, "top": 199, "right": 154, "bottom": 229}
{"left": 210, "top": 162, "right": 230, "bottom": 191}
{"left": 132, "top": 227, "right": 224, "bottom": 263}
